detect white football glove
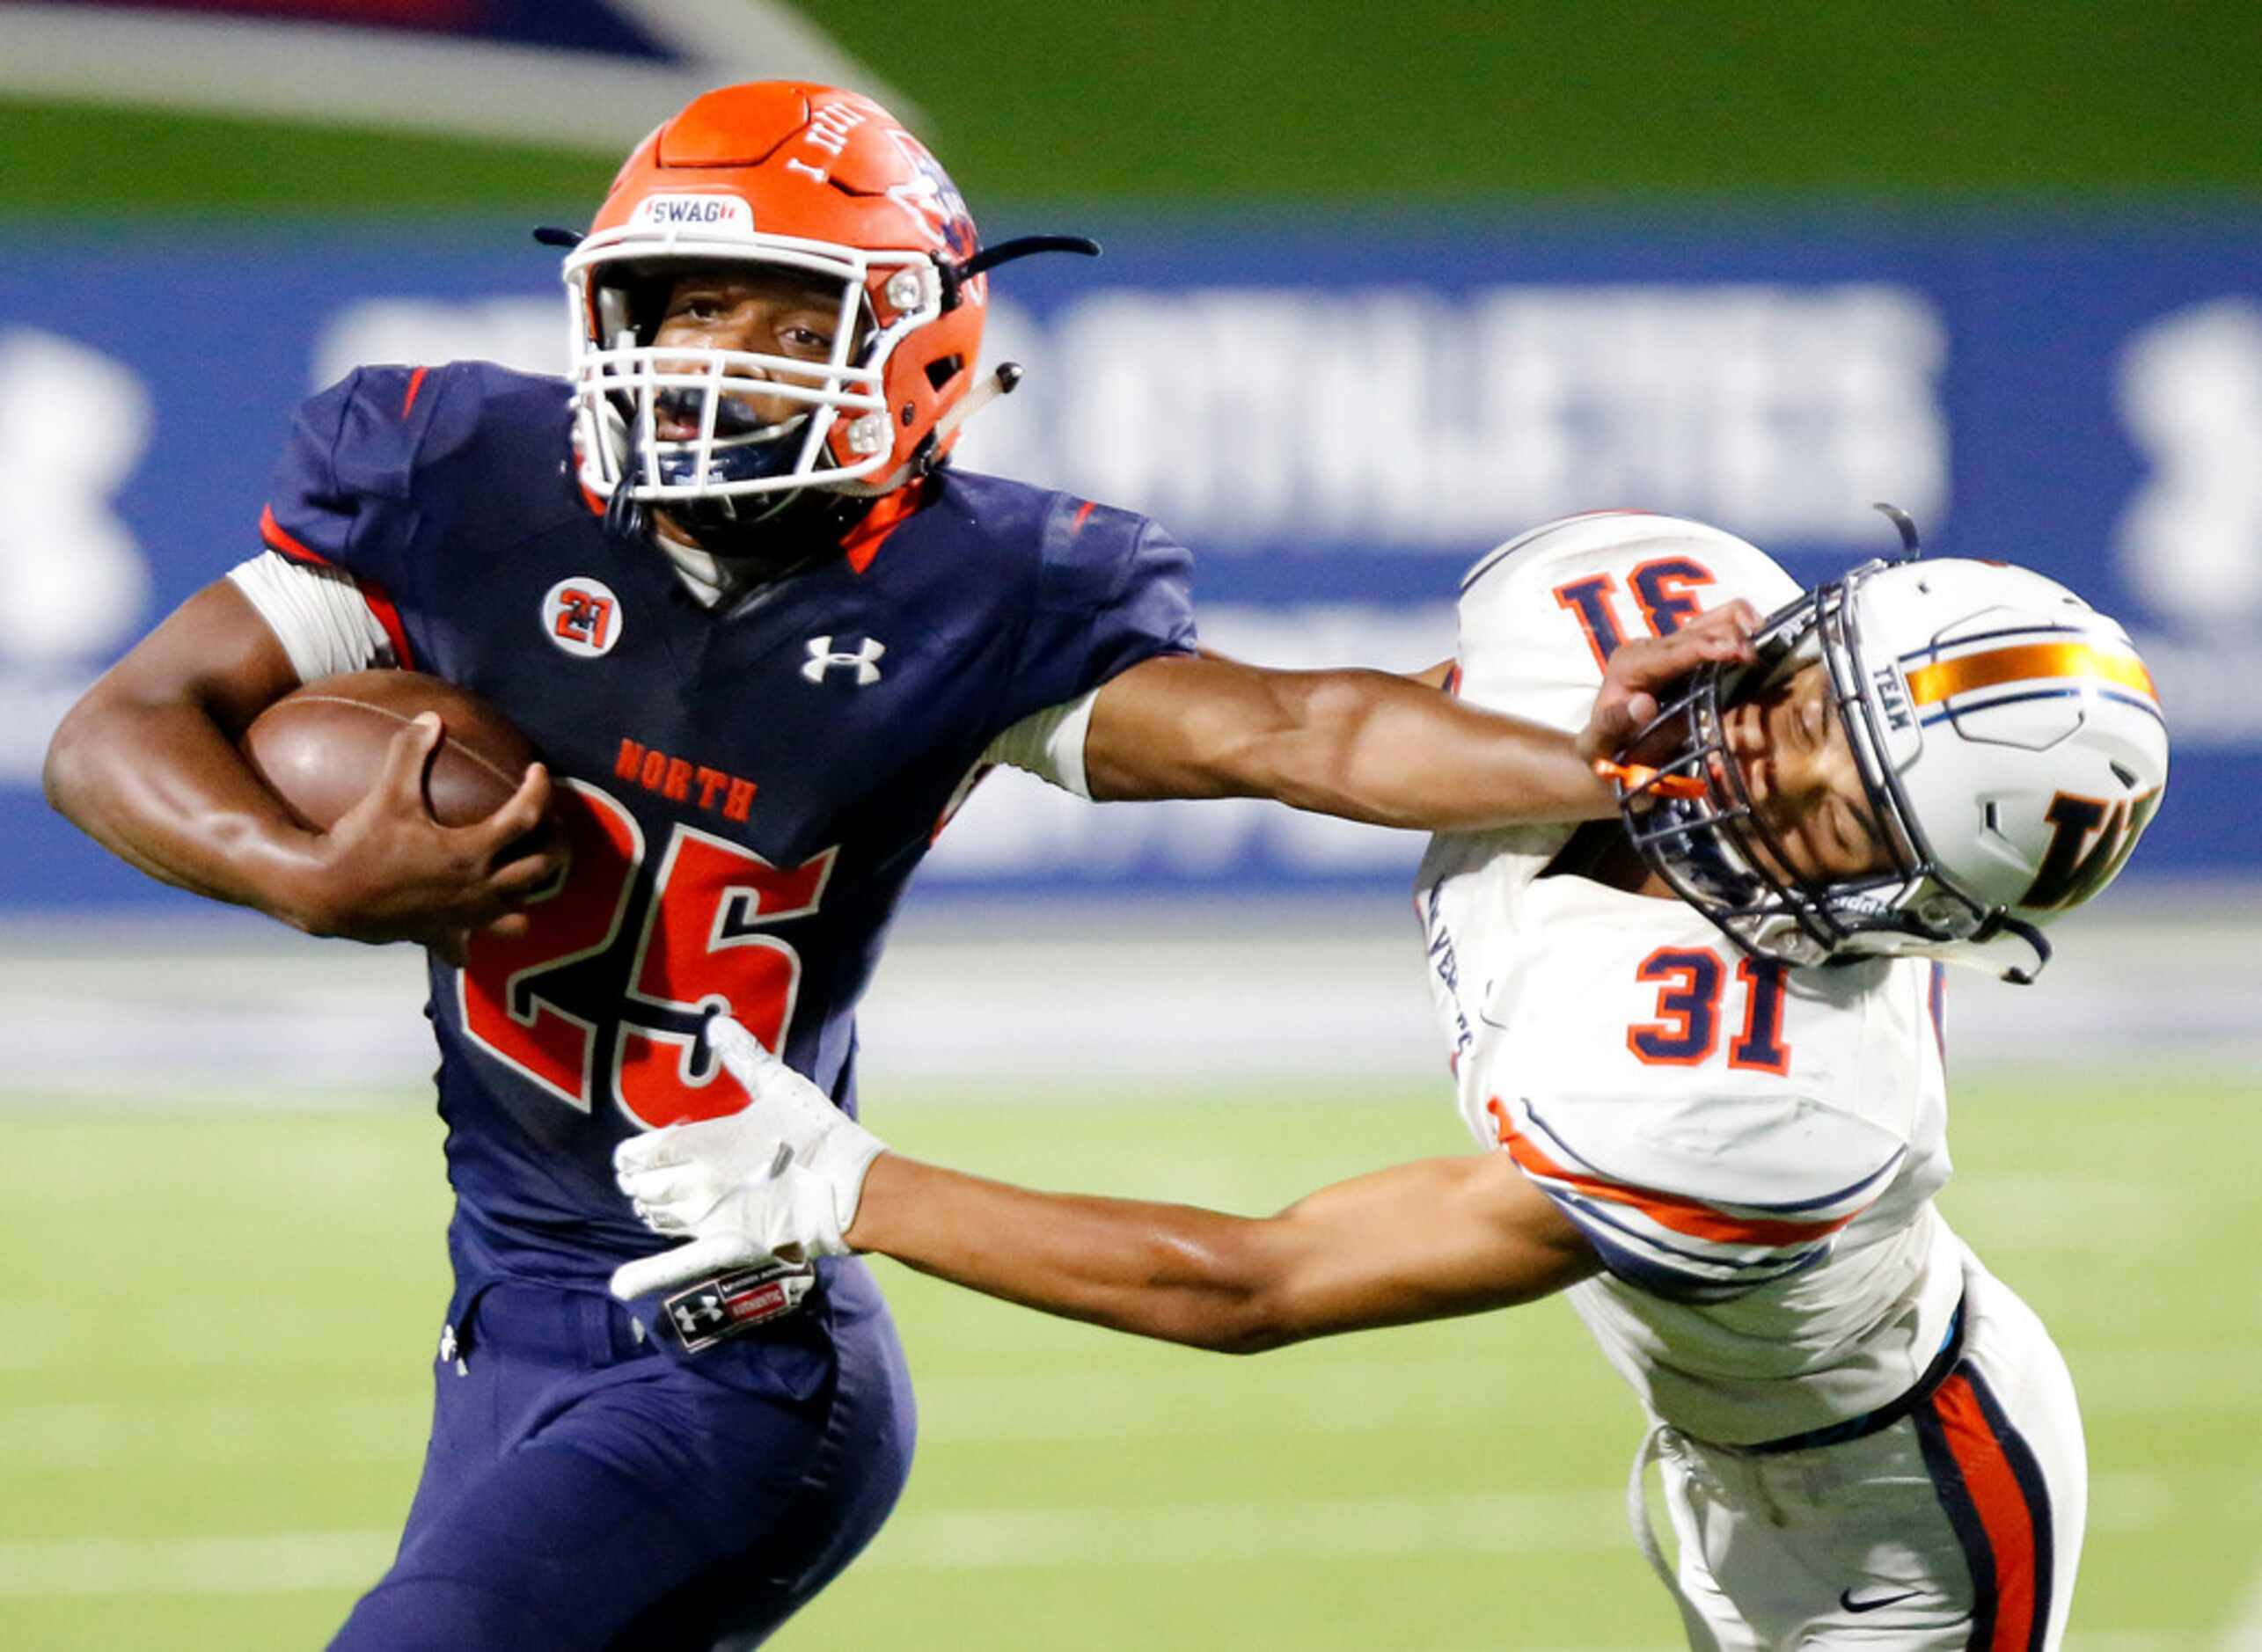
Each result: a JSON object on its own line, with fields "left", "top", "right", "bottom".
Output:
{"left": 607, "top": 1014, "right": 888, "bottom": 1303}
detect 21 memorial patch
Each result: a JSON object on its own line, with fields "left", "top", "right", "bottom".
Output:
{"left": 543, "top": 576, "right": 622, "bottom": 658}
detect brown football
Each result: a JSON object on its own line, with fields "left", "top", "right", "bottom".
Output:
{"left": 241, "top": 669, "right": 540, "bottom": 831}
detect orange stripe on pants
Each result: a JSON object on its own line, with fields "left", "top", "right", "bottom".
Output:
{"left": 1930, "top": 1372, "right": 2041, "bottom": 1649}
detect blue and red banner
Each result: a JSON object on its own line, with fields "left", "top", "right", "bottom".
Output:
{"left": 7, "top": 211, "right": 2258, "bottom": 910}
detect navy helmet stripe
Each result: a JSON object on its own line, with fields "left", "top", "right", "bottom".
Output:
{"left": 1916, "top": 683, "right": 2167, "bottom": 730}
{"left": 1895, "top": 622, "right": 2089, "bottom": 664}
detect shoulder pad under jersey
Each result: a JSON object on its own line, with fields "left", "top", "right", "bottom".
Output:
{"left": 261, "top": 361, "right": 566, "bottom": 585}
{"left": 934, "top": 471, "right": 1197, "bottom": 731}
{"left": 1485, "top": 1081, "right": 1907, "bottom": 1303}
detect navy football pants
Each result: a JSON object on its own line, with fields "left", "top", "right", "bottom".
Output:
{"left": 331, "top": 1260, "right": 915, "bottom": 1651}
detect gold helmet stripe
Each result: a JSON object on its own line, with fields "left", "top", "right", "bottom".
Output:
{"left": 1905, "top": 641, "right": 2157, "bottom": 707}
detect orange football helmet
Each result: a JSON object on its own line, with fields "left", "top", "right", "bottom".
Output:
{"left": 557, "top": 82, "right": 1090, "bottom": 533}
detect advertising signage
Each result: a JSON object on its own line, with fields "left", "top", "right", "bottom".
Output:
{"left": 5, "top": 215, "right": 2254, "bottom": 907}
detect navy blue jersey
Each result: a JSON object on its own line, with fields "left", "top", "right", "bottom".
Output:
{"left": 261, "top": 362, "right": 1195, "bottom": 1326}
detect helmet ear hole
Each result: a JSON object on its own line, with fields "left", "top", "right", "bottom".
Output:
{"left": 924, "top": 354, "right": 963, "bottom": 392}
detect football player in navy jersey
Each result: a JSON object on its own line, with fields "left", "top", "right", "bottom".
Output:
{"left": 43, "top": 83, "right": 1750, "bottom": 1651}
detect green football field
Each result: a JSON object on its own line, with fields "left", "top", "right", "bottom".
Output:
{"left": 2, "top": 1072, "right": 2256, "bottom": 1649}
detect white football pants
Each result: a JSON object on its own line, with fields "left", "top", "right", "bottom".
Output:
{"left": 1631, "top": 1246, "right": 2086, "bottom": 1649}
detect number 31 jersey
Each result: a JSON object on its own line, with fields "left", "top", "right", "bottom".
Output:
{"left": 235, "top": 362, "right": 1197, "bottom": 1312}
{"left": 1416, "top": 513, "right": 1963, "bottom": 1446}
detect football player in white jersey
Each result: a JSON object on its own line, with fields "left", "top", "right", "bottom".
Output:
{"left": 608, "top": 511, "right": 2169, "bottom": 1650}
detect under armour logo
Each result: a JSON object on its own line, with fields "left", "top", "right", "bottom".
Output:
{"left": 670, "top": 1292, "right": 728, "bottom": 1334}
{"left": 802, "top": 634, "right": 886, "bottom": 686}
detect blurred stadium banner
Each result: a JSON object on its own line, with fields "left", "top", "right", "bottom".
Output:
{"left": 0, "top": 1, "right": 911, "bottom": 146}
{"left": 6, "top": 215, "right": 2260, "bottom": 910}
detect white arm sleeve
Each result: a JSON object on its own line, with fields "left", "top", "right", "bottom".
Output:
{"left": 979, "top": 689, "right": 1099, "bottom": 798}
{"left": 225, "top": 551, "right": 394, "bottom": 684}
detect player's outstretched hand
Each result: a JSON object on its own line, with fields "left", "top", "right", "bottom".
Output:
{"left": 1578, "top": 600, "right": 1759, "bottom": 768}
{"left": 608, "top": 1016, "right": 889, "bottom": 1302}
{"left": 306, "top": 713, "right": 560, "bottom": 966}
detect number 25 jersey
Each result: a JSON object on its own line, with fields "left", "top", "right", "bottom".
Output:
{"left": 1416, "top": 512, "right": 1963, "bottom": 1446}
{"left": 237, "top": 362, "right": 1197, "bottom": 1306}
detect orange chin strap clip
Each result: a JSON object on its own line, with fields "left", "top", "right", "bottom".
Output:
{"left": 1592, "top": 757, "right": 1709, "bottom": 802}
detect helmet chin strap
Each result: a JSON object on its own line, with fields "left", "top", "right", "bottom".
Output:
{"left": 603, "top": 476, "right": 646, "bottom": 541}
{"left": 1844, "top": 913, "right": 2052, "bottom": 986}
{"left": 659, "top": 488, "right": 877, "bottom": 572}
{"left": 599, "top": 450, "right": 875, "bottom": 573}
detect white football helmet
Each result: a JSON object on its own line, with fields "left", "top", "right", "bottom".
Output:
{"left": 1619, "top": 549, "right": 2170, "bottom": 982}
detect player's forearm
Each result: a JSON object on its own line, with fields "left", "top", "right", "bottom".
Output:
{"left": 1263, "top": 669, "right": 1609, "bottom": 830}
{"left": 846, "top": 1151, "right": 1592, "bottom": 1353}
{"left": 45, "top": 690, "right": 332, "bottom": 928}
{"left": 1087, "top": 656, "right": 1609, "bottom": 830}
{"left": 848, "top": 1154, "right": 1318, "bottom": 1355}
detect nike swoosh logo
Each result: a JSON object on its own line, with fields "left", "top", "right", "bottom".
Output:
{"left": 1839, "top": 1589, "right": 1922, "bottom": 1614}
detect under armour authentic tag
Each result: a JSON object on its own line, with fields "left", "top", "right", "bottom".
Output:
{"left": 660, "top": 1260, "right": 816, "bottom": 1354}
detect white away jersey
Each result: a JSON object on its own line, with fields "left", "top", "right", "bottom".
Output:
{"left": 1417, "top": 513, "right": 1962, "bottom": 1445}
